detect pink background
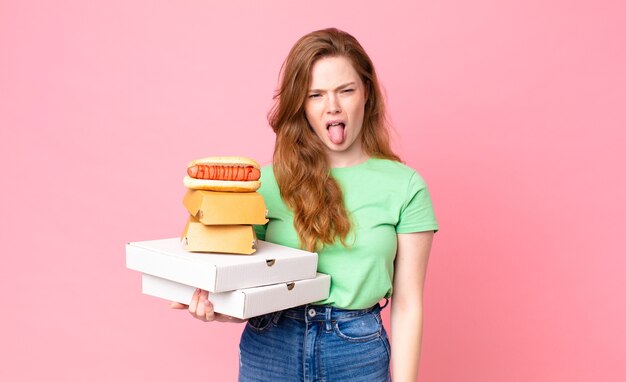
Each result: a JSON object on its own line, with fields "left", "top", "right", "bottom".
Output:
{"left": 1, "top": 1, "right": 625, "bottom": 381}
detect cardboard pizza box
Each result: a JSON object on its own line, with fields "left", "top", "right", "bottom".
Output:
{"left": 141, "top": 273, "right": 331, "bottom": 319}
{"left": 126, "top": 237, "right": 318, "bottom": 293}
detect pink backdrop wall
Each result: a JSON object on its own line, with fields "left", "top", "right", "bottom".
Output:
{"left": 1, "top": 1, "right": 625, "bottom": 381}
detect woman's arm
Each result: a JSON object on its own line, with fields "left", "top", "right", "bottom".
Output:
{"left": 391, "top": 231, "right": 434, "bottom": 381}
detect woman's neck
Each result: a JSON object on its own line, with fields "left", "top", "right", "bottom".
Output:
{"left": 327, "top": 148, "right": 369, "bottom": 168}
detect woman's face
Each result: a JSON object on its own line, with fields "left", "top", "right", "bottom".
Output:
{"left": 304, "top": 56, "right": 367, "bottom": 163}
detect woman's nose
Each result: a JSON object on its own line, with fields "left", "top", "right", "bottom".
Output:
{"left": 326, "top": 94, "right": 341, "bottom": 113}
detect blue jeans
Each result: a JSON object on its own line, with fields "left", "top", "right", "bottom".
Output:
{"left": 238, "top": 303, "right": 391, "bottom": 382}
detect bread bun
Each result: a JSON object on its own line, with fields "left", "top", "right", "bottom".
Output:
{"left": 183, "top": 176, "right": 261, "bottom": 192}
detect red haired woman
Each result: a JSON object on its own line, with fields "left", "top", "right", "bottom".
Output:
{"left": 176, "top": 28, "right": 438, "bottom": 381}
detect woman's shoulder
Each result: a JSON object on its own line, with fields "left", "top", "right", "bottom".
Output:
{"left": 363, "top": 158, "right": 431, "bottom": 194}
{"left": 260, "top": 163, "right": 275, "bottom": 178}
{"left": 368, "top": 158, "right": 421, "bottom": 178}
{"left": 258, "top": 164, "right": 279, "bottom": 195}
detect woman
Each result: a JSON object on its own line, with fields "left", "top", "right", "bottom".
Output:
{"left": 173, "top": 28, "right": 438, "bottom": 381}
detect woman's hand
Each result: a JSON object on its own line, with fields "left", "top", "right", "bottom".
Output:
{"left": 169, "top": 288, "right": 246, "bottom": 323}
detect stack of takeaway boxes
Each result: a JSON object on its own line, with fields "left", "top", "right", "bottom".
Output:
{"left": 126, "top": 184, "right": 330, "bottom": 319}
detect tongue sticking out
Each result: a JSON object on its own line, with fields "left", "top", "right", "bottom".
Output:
{"left": 328, "top": 123, "right": 345, "bottom": 144}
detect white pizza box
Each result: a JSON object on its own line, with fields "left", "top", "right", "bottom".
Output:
{"left": 126, "top": 238, "right": 318, "bottom": 293}
{"left": 141, "top": 272, "right": 331, "bottom": 319}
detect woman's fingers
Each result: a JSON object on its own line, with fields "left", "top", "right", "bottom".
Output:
{"left": 169, "top": 288, "right": 244, "bottom": 323}
{"left": 188, "top": 288, "right": 201, "bottom": 315}
{"left": 186, "top": 289, "right": 216, "bottom": 322}
{"left": 195, "top": 290, "right": 208, "bottom": 317}
{"left": 198, "top": 290, "right": 216, "bottom": 321}
{"left": 169, "top": 302, "right": 188, "bottom": 309}
{"left": 171, "top": 288, "right": 242, "bottom": 323}
{"left": 203, "top": 300, "right": 215, "bottom": 322}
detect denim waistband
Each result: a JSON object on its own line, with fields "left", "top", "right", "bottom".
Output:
{"left": 280, "top": 303, "right": 381, "bottom": 323}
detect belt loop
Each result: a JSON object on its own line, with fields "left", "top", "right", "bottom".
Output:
{"left": 379, "top": 298, "right": 389, "bottom": 310}
{"left": 324, "top": 306, "right": 332, "bottom": 331}
{"left": 272, "top": 310, "right": 283, "bottom": 324}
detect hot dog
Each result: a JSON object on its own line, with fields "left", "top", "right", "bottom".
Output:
{"left": 187, "top": 165, "right": 260, "bottom": 182}
{"left": 183, "top": 156, "right": 261, "bottom": 192}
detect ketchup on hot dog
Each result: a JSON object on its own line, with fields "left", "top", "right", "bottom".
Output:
{"left": 187, "top": 165, "right": 260, "bottom": 182}
{"left": 183, "top": 156, "right": 262, "bottom": 192}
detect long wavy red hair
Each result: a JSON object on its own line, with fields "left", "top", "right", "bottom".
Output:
{"left": 268, "top": 28, "right": 400, "bottom": 252}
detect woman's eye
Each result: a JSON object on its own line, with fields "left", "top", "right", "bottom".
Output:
{"left": 308, "top": 94, "right": 321, "bottom": 98}
{"left": 342, "top": 88, "right": 354, "bottom": 93}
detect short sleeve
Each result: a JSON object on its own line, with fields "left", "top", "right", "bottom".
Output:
{"left": 253, "top": 223, "right": 267, "bottom": 241}
{"left": 396, "top": 172, "right": 439, "bottom": 234}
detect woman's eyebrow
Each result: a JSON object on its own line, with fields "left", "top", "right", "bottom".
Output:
{"left": 308, "top": 82, "right": 356, "bottom": 93}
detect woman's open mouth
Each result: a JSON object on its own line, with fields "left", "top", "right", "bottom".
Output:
{"left": 326, "top": 121, "right": 346, "bottom": 144}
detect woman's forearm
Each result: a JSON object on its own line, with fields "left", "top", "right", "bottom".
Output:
{"left": 391, "top": 231, "right": 433, "bottom": 381}
{"left": 391, "top": 301, "right": 423, "bottom": 381}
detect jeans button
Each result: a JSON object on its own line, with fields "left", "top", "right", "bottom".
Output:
{"left": 307, "top": 308, "right": 316, "bottom": 317}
